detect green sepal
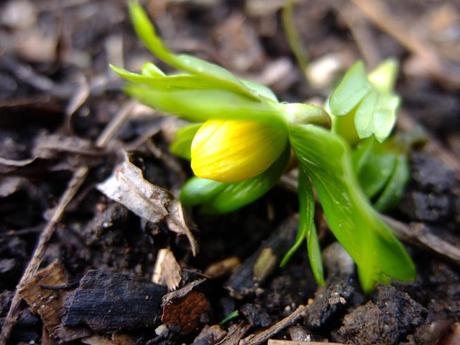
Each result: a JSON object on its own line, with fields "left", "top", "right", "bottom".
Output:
{"left": 180, "top": 177, "right": 226, "bottom": 206}
{"left": 180, "top": 147, "right": 289, "bottom": 214}
{"left": 329, "top": 61, "right": 371, "bottom": 116}
{"left": 289, "top": 123, "right": 415, "bottom": 292}
{"left": 170, "top": 123, "right": 202, "bottom": 160}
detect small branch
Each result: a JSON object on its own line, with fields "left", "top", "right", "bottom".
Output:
{"left": 0, "top": 101, "right": 136, "bottom": 345}
{"left": 382, "top": 215, "right": 460, "bottom": 266}
{"left": 241, "top": 305, "right": 308, "bottom": 345}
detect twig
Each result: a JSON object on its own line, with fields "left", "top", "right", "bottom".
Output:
{"left": 268, "top": 341, "right": 345, "bottom": 345}
{"left": 0, "top": 166, "right": 88, "bottom": 345}
{"left": 241, "top": 305, "right": 308, "bottom": 345}
{"left": 0, "top": 101, "right": 136, "bottom": 345}
{"left": 382, "top": 215, "right": 460, "bottom": 266}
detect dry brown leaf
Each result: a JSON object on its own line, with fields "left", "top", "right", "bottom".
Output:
{"left": 97, "top": 153, "right": 197, "bottom": 254}
{"left": 152, "top": 248, "right": 182, "bottom": 291}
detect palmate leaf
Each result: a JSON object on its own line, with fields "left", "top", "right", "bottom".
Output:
{"left": 180, "top": 147, "right": 289, "bottom": 214}
{"left": 129, "top": 1, "right": 262, "bottom": 101}
{"left": 289, "top": 124, "right": 415, "bottom": 292}
{"left": 330, "top": 59, "right": 401, "bottom": 144}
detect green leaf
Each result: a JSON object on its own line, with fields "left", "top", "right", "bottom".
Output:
{"left": 280, "top": 169, "right": 325, "bottom": 287}
{"left": 125, "top": 83, "right": 284, "bottom": 126}
{"left": 353, "top": 139, "right": 397, "bottom": 199}
{"left": 280, "top": 170, "right": 316, "bottom": 268}
{"left": 289, "top": 124, "right": 415, "bottom": 292}
{"left": 111, "top": 65, "right": 210, "bottom": 89}
{"left": 374, "top": 153, "right": 409, "bottom": 211}
{"left": 241, "top": 79, "right": 278, "bottom": 101}
{"left": 128, "top": 1, "right": 260, "bottom": 101}
{"left": 354, "top": 90, "right": 379, "bottom": 139}
{"left": 373, "top": 94, "right": 400, "bottom": 142}
{"left": 330, "top": 61, "right": 371, "bottom": 116}
{"left": 170, "top": 123, "right": 201, "bottom": 160}
{"left": 181, "top": 147, "right": 289, "bottom": 214}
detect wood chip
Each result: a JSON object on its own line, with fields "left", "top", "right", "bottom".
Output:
{"left": 18, "top": 261, "right": 70, "bottom": 340}
{"left": 161, "top": 279, "right": 211, "bottom": 334}
{"left": 63, "top": 271, "right": 167, "bottom": 332}
{"left": 152, "top": 248, "right": 182, "bottom": 291}
{"left": 204, "top": 256, "right": 241, "bottom": 279}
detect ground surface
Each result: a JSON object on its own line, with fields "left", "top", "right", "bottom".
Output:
{"left": 0, "top": 0, "right": 460, "bottom": 344}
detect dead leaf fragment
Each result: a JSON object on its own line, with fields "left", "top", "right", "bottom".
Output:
{"left": 97, "top": 153, "right": 197, "bottom": 254}
{"left": 152, "top": 248, "right": 182, "bottom": 291}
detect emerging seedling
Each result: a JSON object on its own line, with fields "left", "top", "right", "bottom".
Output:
{"left": 113, "top": 2, "right": 416, "bottom": 292}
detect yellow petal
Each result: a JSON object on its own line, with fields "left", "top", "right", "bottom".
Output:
{"left": 191, "top": 120, "right": 287, "bottom": 183}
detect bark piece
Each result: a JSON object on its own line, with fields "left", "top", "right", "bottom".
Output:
{"left": 63, "top": 270, "right": 167, "bottom": 332}
{"left": 161, "top": 279, "right": 211, "bottom": 334}
{"left": 18, "top": 260, "right": 87, "bottom": 341}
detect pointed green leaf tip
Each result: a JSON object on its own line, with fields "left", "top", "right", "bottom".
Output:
{"left": 289, "top": 124, "right": 415, "bottom": 292}
{"left": 127, "top": 1, "right": 263, "bottom": 101}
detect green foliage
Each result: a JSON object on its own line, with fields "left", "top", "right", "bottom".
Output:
{"left": 330, "top": 60, "right": 401, "bottom": 144}
{"left": 289, "top": 124, "right": 415, "bottom": 292}
{"left": 353, "top": 138, "right": 410, "bottom": 212}
{"left": 280, "top": 169, "right": 324, "bottom": 286}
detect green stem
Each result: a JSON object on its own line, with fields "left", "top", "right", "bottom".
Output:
{"left": 282, "top": 0, "right": 308, "bottom": 82}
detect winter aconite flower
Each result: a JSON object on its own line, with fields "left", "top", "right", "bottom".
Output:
{"left": 190, "top": 120, "right": 288, "bottom": 182}
{"left": 113, "top": 2, "right": 416, "bottom": 293}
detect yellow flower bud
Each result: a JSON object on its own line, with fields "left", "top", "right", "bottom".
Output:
{"left": 191, "top": 120, "right": 287, "bottom": 183}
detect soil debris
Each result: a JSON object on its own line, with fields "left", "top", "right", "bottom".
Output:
{"left": 335, "top": 285, "right": 426, "bottom": 345}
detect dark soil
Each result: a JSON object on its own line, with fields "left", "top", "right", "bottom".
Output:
{"left": 1, "top": 0, "right": 459, "bottom": 344}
